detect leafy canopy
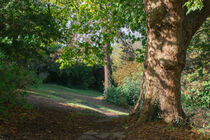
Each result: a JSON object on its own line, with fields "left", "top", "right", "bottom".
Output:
{"left": 49, "top": 0, "right": 146, "bottom": 67}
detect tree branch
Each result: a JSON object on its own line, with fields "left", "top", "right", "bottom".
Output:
{"left": 183, "top": 0, "right": 210, "bottom": 42}
{"left": 117, "top": 31, "right": 135, "bottom": 59}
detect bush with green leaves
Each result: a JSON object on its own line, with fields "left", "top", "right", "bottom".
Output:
{"left": 121, "top": 73, "right": 141, "bottom": 106}
{"left": 0, "top": 62, "right": 39, "bottom": 117}
{"left": 105, "top": 72, "right": 142, "bottom": 107}
{"left": 182, "top": 72, "right": 210, "bottom": 109}
{"left": 104, "top": 86, "right": 122, "bottom": 105}
{"left": 0, "top": 49, "right": 39, "bottom": 117}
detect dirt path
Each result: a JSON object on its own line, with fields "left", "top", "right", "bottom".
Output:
{"left": 0, "top": 92, "right": 129, "bottom": 140}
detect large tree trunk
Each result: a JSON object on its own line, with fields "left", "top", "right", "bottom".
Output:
{"left": 104, "top": 43, "right": 111, "bottom": 91}
{"left": 138, "top": 0, "right": 210, "bottom": 123}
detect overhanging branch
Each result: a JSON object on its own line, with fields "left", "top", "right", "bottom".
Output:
{"left": 183, "top": 0, "right": 210, "bottom": 39}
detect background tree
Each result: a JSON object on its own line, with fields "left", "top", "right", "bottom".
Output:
{"left": 57, "top": 0, "right": 146, "bottom": 92}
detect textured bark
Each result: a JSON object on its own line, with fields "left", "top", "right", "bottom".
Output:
{"left": 104, "top": 43, "right": 111, "bottom": 91}
{"left": 139, "top": 0, "right": 210, "bottom": 123}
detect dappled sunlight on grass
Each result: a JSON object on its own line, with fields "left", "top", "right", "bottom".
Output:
{"left": 27, "top": 84, "right": 129, "bottom": 116}
{"left": 27, "top": 90, "right": 67, "bottom": 102}
{"left": 60, "top": 102, "right": 128, "bottom": 116}
{"left": 74, "top": 100, "right": 129, "bottom": 115}
{"left": 67, "top": 100, "right": 129, "bottom": 116}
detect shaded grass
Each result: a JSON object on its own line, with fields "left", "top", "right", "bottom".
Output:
{"left": 30, "top": 84, "right": 102, "bottom": 97}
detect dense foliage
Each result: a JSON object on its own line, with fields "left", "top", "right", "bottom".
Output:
{"left": 182, "top": 18, "right": 210, "bottom": 109}
{"left": 55, "top": 0, "right": 146, "bottom": 67}
{"left": 39, "top": 60, "right": 104, "bottom": 90}
{"left": 0, "top": 0, "right": 65, "bottom": 118}
{"left": 0, "top": 0, "right": 66, "bottom": 64}
{"left": 0, "top": 50, "right": 39, "bottom": 118}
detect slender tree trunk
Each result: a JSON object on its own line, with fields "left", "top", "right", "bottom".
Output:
{"left": 138, "top": 0, "right": 210, "bottom": 123}
{"left": 134, "top": 72, "right": 145, "bottom": 112}
{"left": 104, "top": 43, "right": 111, "bottom": 91}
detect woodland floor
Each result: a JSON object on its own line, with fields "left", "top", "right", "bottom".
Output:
{"left": 0, "top": 84, "right": 209, "bottom": 140}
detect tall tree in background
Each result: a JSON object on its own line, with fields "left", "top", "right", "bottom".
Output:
{"left": 104, "top": 43, "right": 112, "bottom": 91}
{"left": 139, "top": 0, "right": 210, "bottom": 123}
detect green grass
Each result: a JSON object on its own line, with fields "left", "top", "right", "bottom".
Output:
{"left": 27, "top": 84, "right": 128, "bottom": 116}
{"left": 27, "top": 89, "right": 71, "bottom": 102}
{"left": 30, "top": 84, "right": 102, "bottom": 97}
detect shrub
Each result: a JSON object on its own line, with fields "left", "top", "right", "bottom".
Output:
{"left": 182, "top": 72, "right": 210, "bottom": 109}
{"left": 0, "top": 62, "right": 39, "bottom": 118}
{"left": 121, "top": 73, "right": 141, "bottom": 106}
{"left": 105, "top": 72, "right": 142, "bottom": 107}
{"left": 104, "top": 86, "right": 122, "bottom": 105}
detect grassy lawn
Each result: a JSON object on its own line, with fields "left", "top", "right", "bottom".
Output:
{"left": 27, "top": 84, "right": 128, "bottom": 116}
{"left": 30, "top": 84, "right": 103, "bottom": 97}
